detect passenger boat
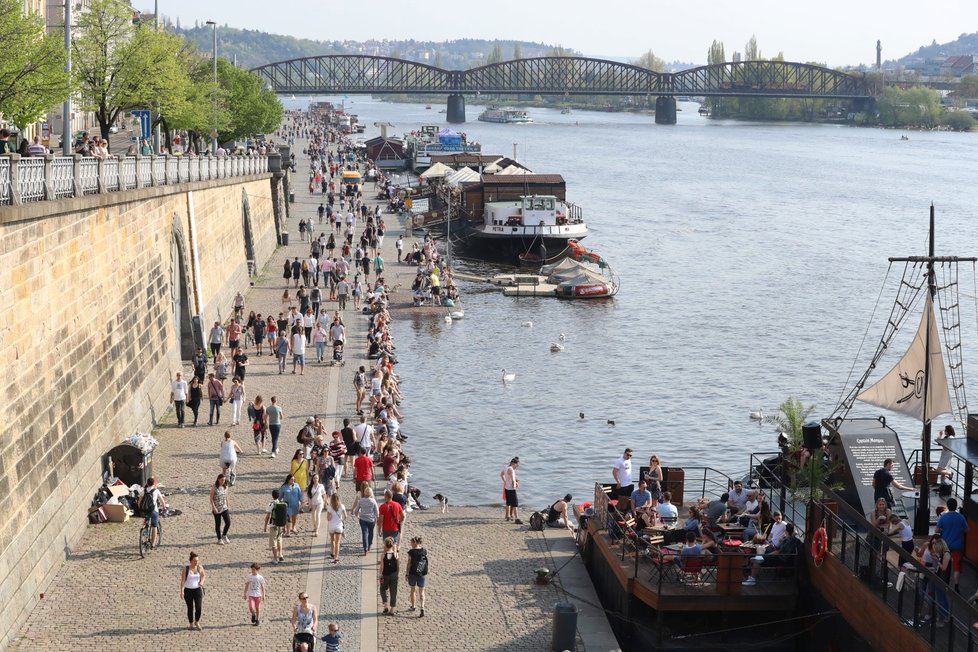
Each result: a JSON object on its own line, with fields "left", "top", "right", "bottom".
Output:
{"left": 404, "top": 125, "right": 481, "bottom": 172}
{"left": 478, "top": 107, "right": 532, "bottom": 123}
{"left": 462, "top": 194, "right": 588, "bottom": 259}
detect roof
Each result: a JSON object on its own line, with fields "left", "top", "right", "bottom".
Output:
{"left": 481, "top": 174, "right": 565, "bottom": 185}
{"left": 430, "top": 154, "right": 516, "bottom": 167}
{"left": 364, "top": 136, "right": 403, "bottom": 146}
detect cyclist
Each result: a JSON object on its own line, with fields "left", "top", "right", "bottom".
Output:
{"left": 144, "top": 477, "right": 167, "bottom": 548}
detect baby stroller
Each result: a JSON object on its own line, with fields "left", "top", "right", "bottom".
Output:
{"left": 331, "top": 339, "right": 344, "bottom": 366}
{"left": 291, "top": 632, "right": 316, "bottom": 651}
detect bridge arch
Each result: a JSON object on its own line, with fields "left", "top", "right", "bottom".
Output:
{"left": 251, "top": 54, "right": 456, "bottom": 95}
{"left": 170, "top": 215, "right": 195, "bottom": 360}
{"left": 460, "top": 57, "right": 664, "bottom": 95}
{"left": 672, "top": 61, "right": 868, "bottom": 98}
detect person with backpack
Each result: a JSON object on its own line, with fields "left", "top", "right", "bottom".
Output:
{"left": 406, "top": 536, "right": 429, "bottom": 618}
{"left": 379, "top": 537, "right": 399, "bottom": 615}
{"left": 141, "top": 477, "right": 166, "bottom": 549}
{"left": 263, "top": 489, "right": 289, "bottom": 563}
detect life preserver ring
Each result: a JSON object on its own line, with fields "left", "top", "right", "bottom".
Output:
{"left": 812, "top": 527, "right": 828, "bottom": 564}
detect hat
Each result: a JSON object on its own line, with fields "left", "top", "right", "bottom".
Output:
{"left": 306, "top": 417, "right": 314, "bottom": 423}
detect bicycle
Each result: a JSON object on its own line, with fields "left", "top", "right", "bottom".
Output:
{"left": 138, "top": 513, "right": 164, "bottom": 558}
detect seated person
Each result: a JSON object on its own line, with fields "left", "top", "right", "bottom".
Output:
{"left": 656, "top": 491, "right": 679, "bottom": 523}
{"left": 699, "top": 528, "right": 719, "bottom": 562}
{"left": 737, "top": 490, "right": 761, "bottom": 527}
{"left": 742, "top": 523, "right": 803, "bottom": 586}
{"left": 705, "top": 492, "right": 729, "bottom": 527}
{"left": 630, "top": 481, "right": 655, "bottom": 526}
{"left": 545, "top": 494, "right": 576, "bottom": 533}
{"left": 679, "top": 531, "right": 703, "bottom": 570}
{"left": 767, "top": 511, "right": 787, "bottom": 547}
{"left": 683, "top": 506, "right": 703, "bottom": 538}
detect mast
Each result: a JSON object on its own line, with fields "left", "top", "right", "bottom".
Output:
{"left": 916, "top": 205, "right": 936, "bottom": 535}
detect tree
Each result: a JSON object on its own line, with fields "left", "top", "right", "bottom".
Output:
{"left": 745, "top": 34, "right": 760, "bottom": 61}
{"left": 943, "top": 110, "right": 975, "bottom": 131}
{"left": 485, "top": 43, "right": 504, "bottom": 65}
{"left": 512, "top": 43, "right": 523, "bottom": 60}
{"left": 706, "top": 40, "right": 726, "bottom": 117}
{"left": 953, "top": 74, "right": 978, "bottom": 99}
{"left": 635, "top": 50, "right": 665, "bottom": 72}
{"left": 216, "top": 58, "right": 283, "bottom": 143}
{"left": 764, "top": 397, "right": 816, "bottom": 453}
{"left": 878, "top": 86, "right": 941, "bottom": 127}
{"left": 0, "top": 0, "right": 69, "bottom": 129}
{"left": 166, "top": 50, "right": 228, "bottom": 154}
{"left": 72, "top": 0, "right": 192, "bottom": 142}
{"left": 549, "top": 45, "right": 571, "bottom": 57}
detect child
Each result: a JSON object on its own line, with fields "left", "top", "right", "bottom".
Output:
{"left": 320, "top": 622, "right": 342, "bottom": 651}
{"left": 282, "top": 289, "right": 291, "bottom": 307}
{"left": 244, "top": 562, "right": 267, "bottom": 626}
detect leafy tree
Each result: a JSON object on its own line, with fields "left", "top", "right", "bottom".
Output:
{"left": 0, "top": 0, "right": 69, "bottom": 129}
{"left": 512, "top": 43, "right": 523, "bottom": 60}
{"left": 433, "top": 51, "right": 444, "bottom": 68}
{"left": 877, "top": 86, "right": 941, "bottom": 127}
{"left": 943, "top": 110, "right": 975, "bottom": 131}
{"left": 745, "top": 34, "right": 760, "bottom": 61}
{"left": 166, "top": 50, "right": 228, "bottom": 153}
{"left": 72, "top": 0, "right": 191, "bottom": 142}
{"left": 635, "top": 50, "right": 665, "bottom": 72}
{"left": 549, "top": 45, "right": 571, "bottom": 57}
{"left": 216, "top": 58, "right": 283, "bottom": 143}
{"left": 485, "top": 43, "right": 504, "bottom": 65}
{"left": 953, "top": 74, "right": 978, "bottom": 99}
{"left": 764, "top": 397, "right": 816, "bottom": 453}
{"left": 706, "top": 40, "right": 726, "bottom": 117}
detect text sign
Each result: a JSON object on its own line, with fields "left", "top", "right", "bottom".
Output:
{"left": 837, "top": 430, "right": 912, "bottom": 515}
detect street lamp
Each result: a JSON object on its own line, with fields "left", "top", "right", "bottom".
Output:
{"left": 62, "top": 1, "right": 72, "bottom": 155}
{"left": 205, "top": 20, "right": 217, "bottom": 153}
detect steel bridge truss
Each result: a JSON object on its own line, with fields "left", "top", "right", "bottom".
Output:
{"left": 251, "top": 56, "right": 871, "bottom": 99}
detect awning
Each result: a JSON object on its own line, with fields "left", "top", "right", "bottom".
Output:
{"left": 420, "top": 162, "right": 452, "bottom": 178}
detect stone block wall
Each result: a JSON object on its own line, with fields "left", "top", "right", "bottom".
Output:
{"left": 0, "top": 173, "right": 279, "bottom": 649}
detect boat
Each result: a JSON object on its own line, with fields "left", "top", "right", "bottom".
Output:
{"left": 478, "top": 107, "right": 532, "bottom": 124}
{"left": 560, "top": 108, "right": 572, "bottom": 115}
{"left": 404, "top": 125, "right": 481, "bottom": 172}
{"left": 463, "top": 194, "right": 588, "bottom": 259}
{"left": 425, "top": 105, "right": 432, "bottom": 110}
{"left": 542, "top": 253, "right": 618, "bottom": 299}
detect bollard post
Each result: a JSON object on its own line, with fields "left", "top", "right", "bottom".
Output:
{"left": 134, "top": 154, "right": 143, "bottom": 189}
{"left": 8, "top": 154, "right": 23, "bottom": 205}
{"left": 551, "top": 602, "right": 578, "bottom": 651}
{"left": 43, "top": 153, "right": 55, "bottom": 200}
{"left": 72, "top": 154, "right": 83, "bottom": 197}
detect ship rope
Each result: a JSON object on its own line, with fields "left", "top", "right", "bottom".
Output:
{"left": 831, "top": 261, "right": 927, "bottom": 421}
{"left": 936, "top": 260, "right": 969, "bottom": 424}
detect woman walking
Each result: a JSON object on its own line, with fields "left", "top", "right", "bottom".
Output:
{"left": 244, "top": 562, "right": 267, "bottom": 626}
{"left": 207, "top": 373, "right": 225, "bottom": 426}
{"left": 180, "top": 552, "right": 206, "bottom": 630}
{"left": 326, "top": 493, "right": 347, "bottom": 564}
{"left": 291, "top": 592, "right": 318, "bottom": 650}
{"left": 283, "top": 259, "right": 292, "bottom": 287}
{"left": 308, "top": 474, "right": 327, "bottom": 536}
{"left": 265, "top": 315, "right": 278, "bottom": 351}
{"left": 406, "top": 536, "right": 428, "bottom": 617}
{"left": 280, "top": 474, "right": 303, "bottom": 536}
{"left": 214, "top": 352, "right": 230, "bottom": 381}
{"left": 229, "top": 378, "right": 245, "bottom": 426}
{"left": 352, "top": 485, "right": 379, "bottom": 556}
{"left": 314, "top": 320, "right": 328, "bottom": 363}
{"left": 291, "top": 449, "right": 310, "bottom": 491}
{"left": 220, "top": 431, "right": 242, "bottom": 485}
{"left": 252, "top": 395, "right": 269, "bottom": 455}
{"left": 210, "top": 474, "right": 232, "bottom": 544}
{"left": 379, "top": 537, "right": 399, "bottom": 615}
{"left": 187, "top": 376, "right": 203, "bottom": 426}
{"left": 275, "top": 331, "right": 289, "bottom": 375}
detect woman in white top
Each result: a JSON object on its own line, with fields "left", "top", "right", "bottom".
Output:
{"left": 229, "top": 378, "right": 245, "bottom": 426}
{"left": 220, "top": 431, "right": 242, "bottom": 484}
{"left": 180, "top": 551, "right": 206, "bottom": 630}
{"left": 307, "top": 474, "right": 327, "bottom": 536}
{"left": 326, "top": 493, "right": 347, "bottom": 564}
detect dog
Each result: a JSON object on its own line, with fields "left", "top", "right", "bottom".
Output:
{"left": 432, "top": 494, "right": 449, "bottom": 514}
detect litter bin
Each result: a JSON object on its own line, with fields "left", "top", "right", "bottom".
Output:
{"left": 105, "top": 443, "right": 153, "bottom": 487}
{"left": 551, "top": 601, "right": 578, "bottom": 651}
{"left": 289, "top": 192, "right": 295, "bottom": 203}
{"left": 280, "top": 231, "right": 289, "bottom": 246}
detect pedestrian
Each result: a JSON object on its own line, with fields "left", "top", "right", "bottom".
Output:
{"left": 501, "top": 457, "right": 522, "bottom": 524}
{"left": 336, "top": 275, "right": 349, "bottom": 311}
{"left": 207, "top": 373, "right": 225, "bottom": 426}
{"left": 267, "top": 396, "right": 284, "bottom": 457}
{"left": 310, "top": 285, "right": 322, "bottom": 316}
{"left": 308, "top": 474, "right": 327, "bottom": 536}
{"left": 314, "top": 320, "right": 328, "bottom": 363}
{"left": 180, "top": 552, "right": 206, "bottom": 630}
{"left": 253, "top": 314, "right": 266, "bottom": 356}
{"left": 281, "top": 474, "right": 303, "bottom": 536}
{"left": 406, "top": 536, "right": 428, "bottom": 617}
{"left": 291, "top": 592, "right": 318, "bottom": 650}
{"left": 188, "top": 376, "right": 203, "bottom": 426}
{"left": 275, "top": 331, "right": 289, "bottom": 374}
{"left": 326, "top": 493, "right": 347, "bottom": 564}
{"left": 220, "top": 431, "right": 242, "bottom": 484}
{"left": 291, "top": 257, "right": 302, "bottom": 288}
{"left": 170, "top": 372, "right": 188, "bottom": 427}
{"left": 298, "top": 219, "right": 308, "bottom": 243}
{"left": 266, "top": 315, "right": 278, "bottom": 351}
{"left": 227, "top": 320, "right": 242, "bottom": 353}
{"left": 379, "top": 537, "right": 399, "bottom": 615}
{"left": 352, "top": 275, "right": 363, "bottom": 310}
{"left": 291, "top": 325, "right": 307, "bottom": 375}
{"left": 396, "top": 235, "right": 404, "bottom": 263}
{"left": 232, "top": 346, "right": 249, "bottom": 380}
{"left": 263, "top": 489, "right": 287, "bottom": 563}
{"left": 252, "top": 394, "right": 269, "bottom": 454}
{"left": 291, "top": 448, "right": 310, "bottom": 491}
{"left": 378, "top": 489, "right": 405, "bottom": 550}
{"left": 210, "top": 474, "right": 232, "bottom": 544}
{"left": 352, "top": 485, "right": 379, "bottom": 556}
{"left": 229, "top": 377, "right": 245, "bottom": 426}
{"left": 283, "top": 259, "right": 292, "bottom": 287}
{"left": 208, "top": 321, "right": 224, "bottom": 358}
{"left": 192, "top": 347, "right": 208, "bottom": 382}
{"left": 214, "top": 352, "right": 230, "bottom": 380}
{"left": 320, "top": 623, "right": 342, "bottom": 652}
{"left": 353, "top": 447, "right": 374, "bottom": 493}
{"left": 244, "top": 562, "right": 267, "bottom": 626}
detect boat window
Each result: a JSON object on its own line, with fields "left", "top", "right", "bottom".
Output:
{"left": 546, "top": 199, "right": 554, "bottom": 210}
{"left": 533, "top": 199, "right": 545, "bottom": 210}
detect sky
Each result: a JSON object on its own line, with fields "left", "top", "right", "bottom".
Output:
{"left": 146, "top": 0, "right": 978, "bottom": 67}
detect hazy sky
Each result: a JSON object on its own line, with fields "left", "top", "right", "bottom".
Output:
{"left": 146, "top": 0, "right": 978, "bottom": 67}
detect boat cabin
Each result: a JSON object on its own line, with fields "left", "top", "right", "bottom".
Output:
{"left": 485, "top": 195, "right": 568, "bottom": 227}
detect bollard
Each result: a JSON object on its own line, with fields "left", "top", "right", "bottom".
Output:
{"left": 551, "top": 601, "right": 578, "bottom": 651}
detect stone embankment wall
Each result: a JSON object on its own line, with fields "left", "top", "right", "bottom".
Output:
{"left": 0, "top": 173, "right": 282, "bottom": 649}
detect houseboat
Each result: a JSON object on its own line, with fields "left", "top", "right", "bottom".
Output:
{"left": 478, "top": 107, "right": 532, "bottom": 123}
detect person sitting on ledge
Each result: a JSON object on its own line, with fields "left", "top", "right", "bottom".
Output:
{"left": 545, "top": 494, "right": 576, "bottom": 533}
{"left": 742, "top": 523, "right": 802, "bottom": 586}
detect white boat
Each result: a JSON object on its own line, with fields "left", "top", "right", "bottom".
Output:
{"left": 478, "top": 107, "right": 532, "bottom": 124}
{"left": 464, "top": 195, "right": 587, "bottom": 258}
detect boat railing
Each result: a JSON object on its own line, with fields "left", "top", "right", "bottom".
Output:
{"left": 906, "top": 446, "right": 966, "bottom": 509}
{"left": 677, "top": 466, "right": 738, "bottom": 504}
{"left": 814, "top": 487, "right": 978, "bottom": 651}
{"left": 564, "top": 201, "right": 585, "bottom": 224}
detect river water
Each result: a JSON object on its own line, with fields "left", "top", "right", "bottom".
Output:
{"left": 287, "top": 96, "right": 978, "bottom": 508}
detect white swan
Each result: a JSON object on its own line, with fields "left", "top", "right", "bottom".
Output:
{"left": 558, "top": 333, "right": 566, "bottom": 342}
{"left": 502, "top": 369, "right": 516, "bottom": 382}
{"left": 521, "top": 321, "right": 533, "bottom": 328}
{"left": 450, "top": 310, "right": 464, "bottom": 320}
{"left": 550, "top": 343, "right": 564, "bottom": 352}
{"left": 444, "top": 315, "right": 452, "bottom": 323}
{"left": 749, "top": 409, "right": 763, "bottom": 421}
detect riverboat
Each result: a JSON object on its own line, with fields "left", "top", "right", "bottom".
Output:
{"left": 404, "top": 125, "right": 481, "bottom": 172}
{"left": 462, "top": 194, "right": 588, "bottom": 260}
{"left": 478, "top": 107, "right": 532, "bottom": 123}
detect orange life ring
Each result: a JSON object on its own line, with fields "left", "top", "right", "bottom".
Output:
{"left": 812, "top": 527, "right": 828, "bottom": 563}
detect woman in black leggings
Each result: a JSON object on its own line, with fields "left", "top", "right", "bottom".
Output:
{"left": 209, "top": 474, "right": 232, "bottom": 544}
{"left": 180, "top": 552, "right": 206, "bottom": 630}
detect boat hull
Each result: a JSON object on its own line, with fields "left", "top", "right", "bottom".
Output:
{"left": 457, "top": 221, "right": 588, "bottom": 262}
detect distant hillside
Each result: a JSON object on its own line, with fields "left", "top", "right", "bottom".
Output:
{"left": 170, "top": 25, "right": 577, "bottom": 71}
{"left": 894, "top": 31, "right": 978, "bottom": 64}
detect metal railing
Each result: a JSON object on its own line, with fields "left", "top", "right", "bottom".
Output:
{"left": 0, "top": 154, "right": 272, "bottom": 206}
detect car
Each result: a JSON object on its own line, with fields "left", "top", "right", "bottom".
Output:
{"left": 109, "top": 125, "right": 119, "bottom": 134}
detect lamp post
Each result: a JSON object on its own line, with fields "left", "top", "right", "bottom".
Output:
{"left": 205, "top": 20, "right": 217, "bottom": 154}
{"left": 62, "top": 1, "right": 71, "bottom": 155}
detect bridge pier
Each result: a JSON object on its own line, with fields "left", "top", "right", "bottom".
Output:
{"left": 447, "top": 94, "right": 466, "bottom": 124}
{"left": 654, "top": 96, "right": 677, "bottom": 125}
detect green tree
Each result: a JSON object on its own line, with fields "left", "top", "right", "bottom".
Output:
{"left": 216, "top": 58, "right": 283, "bottom": 143}
{"left": 512, "top": 43, "right": 523, "bottom": 60}
{"left": 706, "top": 40, "right": 726, "bottom": 117}
{"left": 549, "top": 45, "right": 571, "bottom": 57}
{"left": 745, "top": 34, "right": 760, "bottom": 61}
{"left": 943, "top": 110, "right": 976, "bottom": 131}
{"left": 0, "top": 0, "right": 69, "bottom": 129}
{"left": 877, "top": 86, "right": 941, "bottom": 127}
{"left": 485, "top": 43, "right": 504, "bottom": 65}
{"left": 72, "top": 0, "right": 191, "bottom": 142}
{"left": 764, "top": 397, "right": 816, "bottom": 453}
{"left": 433, "top": 51, "right": 444, "bottom": 68}
{"left": 953, "top": 74, "right": 978, "bottom": 99}
{"left": 634, "top": 49, "right": 665, "bottom": 72}
{"left": 166, "top": 51, "right": 228, "bottom": 153}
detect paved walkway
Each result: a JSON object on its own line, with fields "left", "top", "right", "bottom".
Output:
{"left": 11, "top": 129, "right": 618, "bottom": 652}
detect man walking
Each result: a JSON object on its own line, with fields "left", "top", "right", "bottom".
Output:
{"left": 171, "top": 372, "right": 188, "bottom": 428}
{"left": 209, "top": 321, "right": 224, "bottom": 357}
{"left": 207, "top": 373, "right": 225, "bottom": 426}
{"left": 267, "top": 396, "right": 284, "bottom": 458}
{"left": 500, "top": 457, "right": 523, "bottom": 525}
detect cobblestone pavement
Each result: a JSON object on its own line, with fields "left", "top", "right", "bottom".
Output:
{"left": 13, "top": 133, "right": 595, "bottom": 652}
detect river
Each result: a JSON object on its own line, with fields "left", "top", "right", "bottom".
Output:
{"left": 286, "top": 96, "right": 978, "bottom": 509}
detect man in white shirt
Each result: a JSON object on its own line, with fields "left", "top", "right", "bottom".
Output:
{"left": 656, "top": 491, "right": 679, "bottom": 521}
{"left": 612, "top": 448, "right": 635, "bottom": 511}
{"left": 290, "top": 329, "right": 306, "bottom": 375}
{"left": 171, "top": 372, "right": 188, "bottom": 428}
{"left": 353, "top": 415, "right": 374, "bottom": 456}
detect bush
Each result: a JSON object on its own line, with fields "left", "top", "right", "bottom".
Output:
{"left": 943, "top": 110, "right": 976, "bottom": 132}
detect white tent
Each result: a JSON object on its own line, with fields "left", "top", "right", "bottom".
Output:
{"left": 420, "top": 162, "right": 452, "bottom": 179}
{"left": 498, "top": 164, "right": 532, "bottom": 175}
{"left": 483, "top": 162, "right": 502, "bottom": 174}
{"left": 446, "top": 167, "right": 480, "bottom": 186}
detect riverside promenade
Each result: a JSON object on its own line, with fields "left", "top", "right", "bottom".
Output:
{"left": 10, "top": 130, "right": 619, "bottom": 652}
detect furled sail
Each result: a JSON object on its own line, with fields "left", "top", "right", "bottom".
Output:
{"left": 856, "top": 294, "right": 953, "bottom": 423}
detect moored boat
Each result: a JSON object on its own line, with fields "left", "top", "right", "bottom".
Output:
{"left": 478, "top": 107, "right": 532, "bottom": 123}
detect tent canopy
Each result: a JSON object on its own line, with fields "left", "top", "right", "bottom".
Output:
{"left": 446, "top": 167, "right": 481, "bottom": 186}
{"left": 498, "top": 164, "right": 532, "bottom": 175}
{"left": 420, "top": 162, "right": 452, "bottom": 178}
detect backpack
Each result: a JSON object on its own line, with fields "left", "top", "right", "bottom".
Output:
{"left": 139, "top": 489, "right": 156, "bottom": 515}
{"left": 271, "top": 500, "right": 289, "bottom": 527}
{"left": 323, "top": 463, "right": 337, "bottom": 484}
{"left": 297, "top": 426, "right": 310, "bottom": 444}
{"left": 529, "top": 511, "right": 545, "bottom": 531}
{"left": 413, "top": 549, "right": 429, "bottom": 576}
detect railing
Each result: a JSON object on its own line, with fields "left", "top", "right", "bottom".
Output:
{"left": 907, "top": 446, "right": 966, "bottom": 505}
{"left": 679, "top": 465, "right": 739, "bottom": 503}
{"left": 817, "top": 488, "right": 978, "bottom": 651}
{"left": 0, "top": 154, "right": 273, "bottom": 206}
